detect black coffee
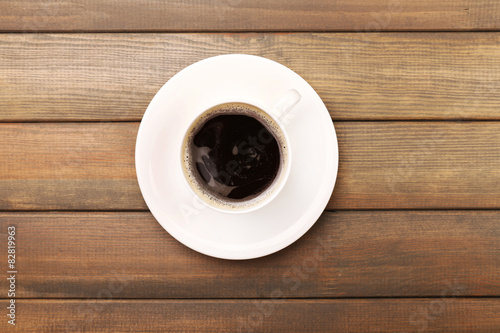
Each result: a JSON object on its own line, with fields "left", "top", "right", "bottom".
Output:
{"left": 187, "top": 106, "right": 282, "bottom": 202}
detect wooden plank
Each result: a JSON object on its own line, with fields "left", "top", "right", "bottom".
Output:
{"left": 1, "top": 122, "right": 499, "bottom": 210}
{"left": 1, "top": 33, "right": 500, "bottom": 121}
{"left": 0, "top": 1, "right": 499, "bottom": 32}
{"left": 332, "top": 121, "right": 500, "bottom": 209}
{"left": 4, "top": 299, "right": 500, "bottom": 332}
{"left": 0, "top": 123, "right": 144, "bottom": 210}
{"left": 2, "top": 211, "right": 498, "bottom": 298}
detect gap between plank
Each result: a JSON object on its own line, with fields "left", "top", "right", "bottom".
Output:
{"left": 3, "top": 296, "right": 500, "bottom": 300}
{"left": 2, "top": 208, "right": 500, "bottom": 213}
{"left": 1, "top": 29, "right": 500, "bottom": 34}
{"left": 325, "top": 208, "right": 500, "bottom": 211}
{"left": 2, "top": 120, "right": 500, "bottom": 124}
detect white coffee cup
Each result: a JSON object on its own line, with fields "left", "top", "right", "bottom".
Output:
{"left": 180, "top": 89, "right": 302, "bottom": 214}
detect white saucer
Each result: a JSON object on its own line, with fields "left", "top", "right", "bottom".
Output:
{"left": 135, "top": 54, "right": 338, "bottom": 260}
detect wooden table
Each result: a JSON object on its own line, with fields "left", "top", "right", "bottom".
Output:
{"left": 1, "top": 1, "right": 499, "bottom": 332}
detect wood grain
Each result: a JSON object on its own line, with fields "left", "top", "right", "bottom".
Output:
{"left": 1, "top": 122, "right": 499, "bottom": 210}
{"left": 4, "top": 299, "right": 500, "bottom": 332}
{"left": 0, "top": 123, "right": 143, "bottom": 210}
{"left": 1, "top": 211, "right": 498, "bottom": 298}
{"left": 1, "top": 33, "right": 500, "bottom": 121}
{"left": 332, "top": 121, "right": 500, "bottom": 209}
{"left": 0, "top": 0, "right": 499, "bottom": 32}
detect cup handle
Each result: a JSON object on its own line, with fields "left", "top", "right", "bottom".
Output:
{"left": 270, "top": 89, "right": 302, "bottom": 125}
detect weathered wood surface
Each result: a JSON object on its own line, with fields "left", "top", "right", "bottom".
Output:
{"left": 0, "top": 0, "right": 498, "bottom": 32}
{"left": 4, "top": 299, "right": 500, "bottom": 332}
{"left": 1, "top": 211, "right": 497, "bottom": 298}
{"left": 1, "top": 122, "right": 499, "bottom": 210}
{"left": 0, "top": 33, "right": 499, "bottom": 121}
